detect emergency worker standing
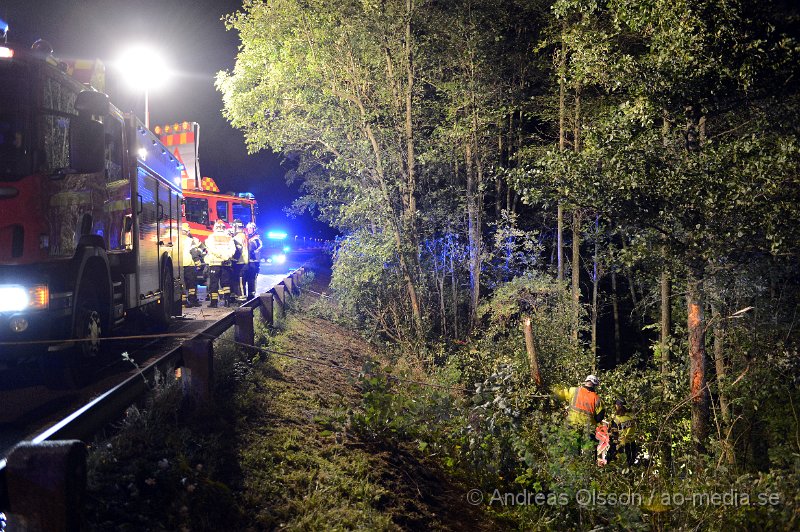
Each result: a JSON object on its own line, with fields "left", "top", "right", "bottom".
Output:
{"left": 552, "top": 375, "right": 605, "bottom": 457}
{"left": 181, "top": 223, "right": 203, "bottom": 308}
{"left": 231, "top": 219, "right": 249, "bottom": 301}
{"left": 244, "top": 222, "right": 262, "bottom": 298}
{"left": 205, "top": 220, "right": 235, "bottom": 307}
{"left": 610, "top": 398, "right": 638, "bottom": 467}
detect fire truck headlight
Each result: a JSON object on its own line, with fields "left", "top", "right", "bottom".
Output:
{"left": 0, "top": 286, "right": 29, "bottom": 312}
{"left": 0, "top": 285, "right": 49, "bottom": 312}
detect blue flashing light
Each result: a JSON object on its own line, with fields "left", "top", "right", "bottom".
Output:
{"left": 267, "top": 231, "right": 287, "bottom": 240}
{"left": 282, "top": 245, "right": 290, "bottom": 252}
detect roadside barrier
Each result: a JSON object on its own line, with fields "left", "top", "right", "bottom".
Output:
{"left": 0, "top": 268, "right": 305, "bottom": 531}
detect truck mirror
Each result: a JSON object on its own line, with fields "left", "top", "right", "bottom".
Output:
{"left": 75, "top": 90, "right": 109, "bottom": 116}
{"left": 69, "top": 117, "right": 105, "bottom": 174}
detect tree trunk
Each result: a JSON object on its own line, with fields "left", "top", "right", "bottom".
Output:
{"left": 557, "top": 205, "right": 564, "bottom": 283}
{"left": 572, "top": 210, "right": 581, "bottom": 343}
{"left": 590, "top": 217, "right": 599, "bottom": 368}
{"left": 660, "top": 267, "right": 671, "bottom": 378}
{"left": 571, "top": 85, "right": 582, "bottom": 343}
{"left": 611, "top": 270, "right": 621, "bottom": 365}
{"left": 688, "top": 272, "right": 709, "bottom": 454}
{"left": 402, "top": 0, "right": 422, "bottom": 334}
{"left": 711, "top": 302, "right": 731, "bottom": 423}
{"left": 556, "top": 33, "right": 567, "bottom": 283}
{"left": 711, "top": 300, "right": 735, "bottom": 464}
{"left": 466, "top": 143, "right": 480, "bottom": 330}
{"left": 450, "top": 238, "right": 458, "bottom": 340}
{"left": 523, "top": 317, "right": 542, "bottom": 386}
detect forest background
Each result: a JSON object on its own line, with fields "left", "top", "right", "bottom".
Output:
{"left": 215, "top": 0, "right": 800, "bottom": 528}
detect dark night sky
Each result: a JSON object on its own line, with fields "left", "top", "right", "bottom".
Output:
{"left": 1, "top": 0, "right": 332, "bottom": 238}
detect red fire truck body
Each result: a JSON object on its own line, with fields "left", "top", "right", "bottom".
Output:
{"left": 0, "top": 43, "right": 183, "bottom": 369}
{"left": 154, "top": 122, "right": 257, "bottom": 242}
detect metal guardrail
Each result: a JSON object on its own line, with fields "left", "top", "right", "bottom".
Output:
{"left": 0, "top": 268, "right": 305, "bottom": 530}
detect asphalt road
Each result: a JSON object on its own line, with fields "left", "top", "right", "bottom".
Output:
{"left": 0, "top": 251, "right": 317, "bottom": 460}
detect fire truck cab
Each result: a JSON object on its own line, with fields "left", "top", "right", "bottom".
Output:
{"left": 154, "top": 122, "right": 257, "bottom": 243}
{"left": 0, "top": 42, "right": 183, "bottom": 381}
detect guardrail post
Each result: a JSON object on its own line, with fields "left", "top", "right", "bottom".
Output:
{"left": 235, "top": 307, "right": 255, "bottom": 347}
{"left": 284, "top": 277, "right": 295, "bottom": 297}
{"left": 5, "top": 440, "right": 86, "bottom": 532}
{"left": 272, "top": 285, "right": 285, "bottom": 318}
{"left": 181, "top": 338, "right": 214, "bottom": 405}
{"left": 259, "top": 293, "right": 274, "bottom": 326}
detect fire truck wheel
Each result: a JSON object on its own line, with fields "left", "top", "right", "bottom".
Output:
{"left": 153, "top": 263, "right": 174, "bottom": 329}
{"left": 74, "top": 289, "right": 103, "bottom": 359}
{"left": 40, "top": 284, "right": 103, "bottom": 389}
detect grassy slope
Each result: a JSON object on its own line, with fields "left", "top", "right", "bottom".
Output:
{"left": 85, "top": 269, "right": 496, "bottom": 531}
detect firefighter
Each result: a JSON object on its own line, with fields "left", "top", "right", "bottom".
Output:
{"left": 610, "top": 398, "right": 638, "bottom": 467}
{"left": 552, "top": 375, "right": 605, "bottom": 458}
{"left": 231, "top": 219, "right": 249, "bottom": 301}
{"left": 181, "top": 223, "right": 203, "bottom": 308}
{"left": 244, "top": 222, "right": 263, "bottom": 298}
{"left": 205, "top": 220, "right": 235, "bottom": 308}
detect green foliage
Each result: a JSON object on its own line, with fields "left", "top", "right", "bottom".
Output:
{"left": 473, "top": 272, "right": 588, "bottom": 387}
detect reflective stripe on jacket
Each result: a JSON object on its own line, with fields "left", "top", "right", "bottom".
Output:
{"left": 205, "top": 231, "right": 235, "bottom": 266}
{"left": 233, "top": 232, "right": 249, "bottom": 264}
{"left": 553, "top": 385, "right": 605, "bottom": 430}
{"left": 611, "top": 413, "right": 636, "bottom": 445}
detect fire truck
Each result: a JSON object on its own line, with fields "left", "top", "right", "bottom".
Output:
{"left": 153, "top": 122, "right": 257, "bottom": 242}
{"left": 0, "top": 41, "right": 183, "bottom": 383}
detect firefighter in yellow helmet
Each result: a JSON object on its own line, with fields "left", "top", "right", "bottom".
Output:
{"left": 610, "top": 398, "right": 638, "bottom": 467}
{"left": 244, "top": 222, "right": 263, "bottom": 298}
{"left": 180, "top": 223, "right": 204, "bottom": 307}
{"left": 231, "top": 219, "right": 249, "bottom": 301}
{"left": 205, "top": 220, "right": 235, "bottom": 307}
{"left": 552, "top": 375, "right": 605, "bottom": 458}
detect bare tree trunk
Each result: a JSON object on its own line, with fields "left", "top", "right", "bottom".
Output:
{"left": 403, "top": 0, "right": 422, "bottom": 334}
{"left": 524, "top": 317, "right": 542, "bottom": 386}
{"left": 572, "top": 211, "right": 581, "bottom": 343}
{"left": 466, "top": 143, "right": 480, "bottom": 330}
{"left": 611, "top": 270, "right": 621, "bottom": 365}
{"left": 556, "top": 34, "right": 566, "bottom": 283}
{"left": 660, "top": 266, "right": 671, "bottom": 378}
{"left": 495, "top": 151, "right": 503, "bottom": 218}
{"left": 711, "top": 302, "right": 730, "bottom": 423}
{"left": 571, "top": 86, "right": 582, "bottom": 343}
{"left": 711, "top": 300, "right": 735, "bottom": 464}
{"left": 688, "top": 271, "right": 709, "bottom": 454}
{"left": 590, "top": 217, "right": 599, "bottom": 369}
{"left": 450, "top": 240, "right": 458, "bottom": 340}
{"left": 438, "top": 246, "right": 447, "bottom": 338}
{"left": 660, "top": 118, "right": 672, "bottom": 380}
{"left": 557, "top": 206, "right": 564, "bottom": 283}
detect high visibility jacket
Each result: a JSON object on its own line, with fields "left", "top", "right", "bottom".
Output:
{"left": 553, "top": 385, "right": 605, "bottom": 430}
{"left": 232, "top": 231, "right": 249, "bottom": 264}
{"left": 248, "top": 234, "right": 263, "bottom": 262}
{"left": 611, "top": 413, "right": 636, "bottom": 446}
{"left": 182, "top": 235, "right": 203, "bottom": 266}
{"left": 205, "top": 230, "right": 235, "bottom": 266}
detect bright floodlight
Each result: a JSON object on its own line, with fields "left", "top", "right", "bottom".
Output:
{"left": 117, "top": 45, "right": 168, "bottom": 90}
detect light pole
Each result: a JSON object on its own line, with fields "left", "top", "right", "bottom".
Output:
{"left": 117, "top": 45, "right": 169, "bottom": 129}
